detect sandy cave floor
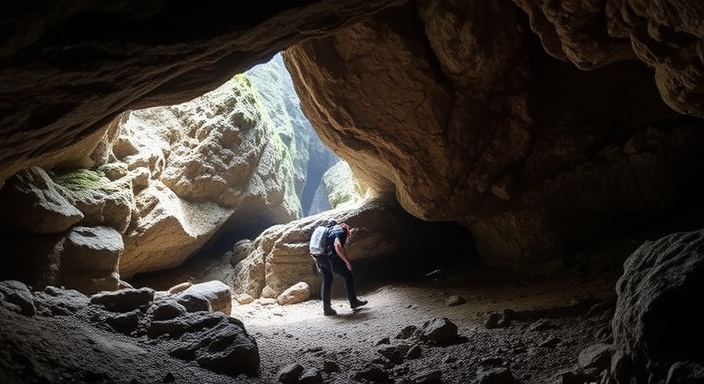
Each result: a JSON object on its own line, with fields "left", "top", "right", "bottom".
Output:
{"left": 238, "top": 267, "right": 619, "bottom": 384}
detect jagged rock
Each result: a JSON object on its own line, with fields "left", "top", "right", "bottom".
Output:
{"left": 612, "top": 229, "right": 704, "bottom": 384}
{"left": 284, "top": 1, "right": 704, "bottom": 271}
{"left": 278, "top": 362, "right": 304, "bottom": 383}
{"left": 2, "top": 225, "right": 123, "bottom": 294}
{"left": 0, "top": 167, "right": 83, "bottom": 234}
{"left": 0, "top": 280, "right": 36, "bottom": 316}
{"left": 353, "top": 365, "right": 392, "bottom": 384}
{"left": 277, "top": 281, "right": 311, "bottom": 305}
{"left": 377, "top": 344, "right": 411, "bottom": 365}
{"left": 146, "top": 311, "right": 259, "bottom": 376}
{"left": 578, "top": 343, "right": 612, "bottom": 371}
{"left": 476, "top": 367, "right": 516, "bottom": 384}
{"left": 119, "top": 180, "right": 233, "bottom": 279}
{"left": 146, "top": 299, "right": 187, "bottom": 322}
{"left": 418, "top": 317, "right": 459, "bottom": 346}
{"left": 104, "top": 309, "right": 141, "bottom": 335}
{"left": 396, "top": 325, "right": 418, "bottom": 340}
{"left": 234, "top": 198, "right": 466, "bottom": 298}
{"left": 53, "top": 168, "right": 135, "bottom": 234}
{"left": 485, "top": 312, "right": 512, "bottom": 329}
{"left": 33, "top": 286, "right": 90, "bottom": 316}
{"left": 90, "top": 287, "right": 155, "bottom": 313}
{"left": 246, "top": 53, "right": 340, "bottom": 217}
{"left": 112, "top": 73, "right": 302, "bottom": 278}
{"left": 173, "top": 280, "right": 232, "bottom": 315}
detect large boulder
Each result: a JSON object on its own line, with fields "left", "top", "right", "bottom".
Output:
{"left": 232, "top": 198, "right": 472, "bottom": 299}
{"left": 612, "top": 229, "right": 704, "bottom": 383}
{"left": 1, "top": 226, "right": 123, "bottom": 294}
{"left": 0, "top": 167, "right": 83, "bottom": 234}
{"left": 115, "top": 75, "right": 302, "bottom": 278}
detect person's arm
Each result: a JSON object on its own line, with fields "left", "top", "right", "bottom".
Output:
{"left": 334, "top": 237, "right": 353, "bottom": 271}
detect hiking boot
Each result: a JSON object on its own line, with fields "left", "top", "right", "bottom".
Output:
{"left": 350, "top": 299, "right": 368, "bottom": 309}
{"left": 324, "top": 307, "right": 337, "bottom": 316}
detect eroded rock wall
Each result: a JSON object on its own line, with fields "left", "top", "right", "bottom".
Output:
{"left": 283, "top": 1, "right": 704, "bottom": 269}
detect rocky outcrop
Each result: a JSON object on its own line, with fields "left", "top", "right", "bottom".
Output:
{"left": 232, "top": 197, "right": 471, "bottom": 299}
{"left": 0, "top": 167, "right": 127, "bottom": 293}
{"left": 283, "top": 1, "right": 704, "bottom": 269}
{"left": 513, "top": 0, "right": 704, "bottom": 118}
{"left": 0, "top": 74, "right": 303, "bottom": 285}
{"left": 0, "top": 0, "right": 408, "bottom": 188}
{"left": 108, "top": 75, "right": 301, "bottom": 277}
{"left": 0, "top": 280, "right": 259, "bottom": 381}
{"left": 612, "top": 229, "right": 704, "bottom": 383}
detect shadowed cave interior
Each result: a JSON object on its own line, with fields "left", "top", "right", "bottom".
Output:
{"left": 2, "top": 1, "right": 704, "bottom": 384}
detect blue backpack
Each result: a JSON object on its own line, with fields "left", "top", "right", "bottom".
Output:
{"left": 309, "top": 220, "right": 337, "bottom": 255}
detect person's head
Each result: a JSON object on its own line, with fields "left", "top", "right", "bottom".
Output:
{"left": 340, "top": 223, "right": 352, "bottom": 238}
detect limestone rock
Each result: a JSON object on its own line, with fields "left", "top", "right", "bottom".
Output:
{"left": 276, "top": 282, "right": 311, "bottom": 305}
{"left": 173, "top": 280, "right": 232, "bottom": 316}
{"left": 59, "top": 226, "right": 124, "bottom": 294}
{"left": 284, "top": 3, "right": 704, "bottom": 270}
{"left": 53, "top": 169, "right": 135, "bottom": 234}
{"left": 115, "top": 74, "right": 302, "bottom": 278}
{"left": 322, "top": 160, "right": 365, "bottom": 210}
{"left": 119, "top": 181, "right": 232, "bottom": 279}
{"left": 246, "top": 53, "right": 340, "bottom": 216}
{"left": 0, "top": 167, "right": 83, "bottom": 234}
{"left": 234, "top": 198, "right": 469, "bottom": 298}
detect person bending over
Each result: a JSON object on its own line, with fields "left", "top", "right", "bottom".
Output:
{"left": 314, "top": 222, "right": 367, "bottom": 316}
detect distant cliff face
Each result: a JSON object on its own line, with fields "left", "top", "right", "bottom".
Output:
{"left": 245, "top": 54, "right": 340, "bottom": 216}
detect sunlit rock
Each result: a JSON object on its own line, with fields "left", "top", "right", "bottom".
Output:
{"left": 120, "top": 181, "right": 232, "bottom": 279}
{"left": 233, "top": 198, "right": 471, "bottom": 298}
{"left": 321, "top": 160, "right": 366, "bottom": 210}
{"left": 53, "top": 168, "right": 135, "bottom": 234}
{"left": 276, "top": 281, "right": 311, "bottom": 305}
{"left": 0, "top": 167, "right": 83, "bottom": 234}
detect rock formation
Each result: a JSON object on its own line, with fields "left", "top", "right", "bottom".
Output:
{"left": 3, "top": 1, "right": 704, "bottom": 382}
{"left": 232, "top": 197, "right": 471, "bottom": 299}
{"left": 283, "top": 0, "right": 704, "bottom": 269}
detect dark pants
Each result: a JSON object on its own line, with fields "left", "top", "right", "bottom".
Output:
{"left": 315, "top": 254, "right": 358, "bottom": 309}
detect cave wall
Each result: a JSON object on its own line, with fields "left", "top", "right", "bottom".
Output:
{"left": 283, "top": 0, "right": 704, "bottom": 269}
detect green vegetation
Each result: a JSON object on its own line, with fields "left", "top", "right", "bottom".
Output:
{"left": 329, "top": 190, "right": 356, "bottom": 209}
{"left": 53, "top": 169, "right": 119, "bottom": 192}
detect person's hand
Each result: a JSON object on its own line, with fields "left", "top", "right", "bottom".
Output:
{"left": 345, "top": 260, "right": 352, "bottom": 271}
